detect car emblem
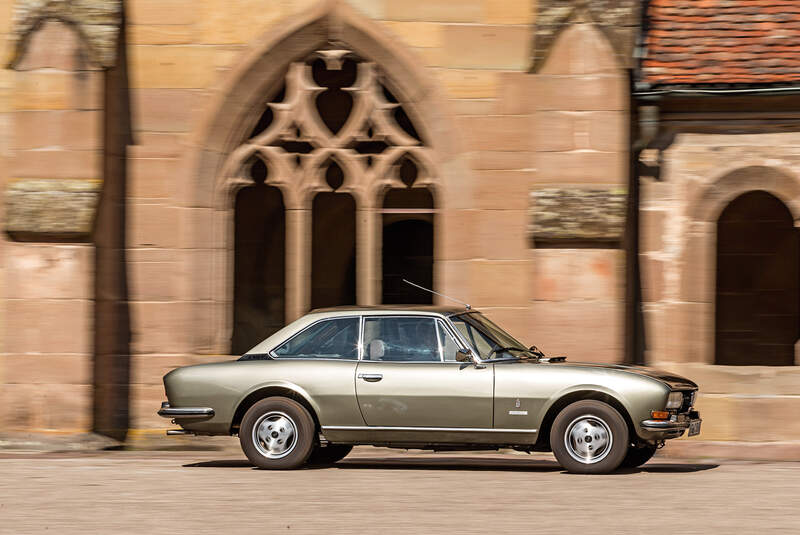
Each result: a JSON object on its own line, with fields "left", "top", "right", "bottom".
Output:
{"left": 515, "top": 398, "right": 521, "bottom": 408}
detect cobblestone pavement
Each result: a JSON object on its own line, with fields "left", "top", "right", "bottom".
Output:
{"left": 1, "top": 446, "right": 799, "bottom": 534}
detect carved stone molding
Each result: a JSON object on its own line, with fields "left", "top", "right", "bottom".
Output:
{"left": 4, "top": 178, "right": 101, "bottom": 240}
{"left": 532, "top": 0, "right": 640, "bottom": 72}
{"left": 529, "top": 187, "right": 627, "bottom": 245}
{"left": 7, "top": 0, "right": 122, "bottom": 69}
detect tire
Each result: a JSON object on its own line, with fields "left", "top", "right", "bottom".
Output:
{"left": 550, "top": 400, "right": 629, "bottom": 474}
{"left": 239, "top": 397, "right": 315, "bottom": 469}
{"left": 620, "top": 444, "right": 657, "bottom": 468}
{"left": 307, "top": 444, "right": 353, "bottom": 466}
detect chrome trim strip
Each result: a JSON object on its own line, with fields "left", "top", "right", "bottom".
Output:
{"left": 322, "top": 425, "right": 537, "bottom": 433}
{"left": 358, "top": 314, "right": 365, "bottom": 361}
{"left": 166, "top": 429, "right": 192, "bottom": 435}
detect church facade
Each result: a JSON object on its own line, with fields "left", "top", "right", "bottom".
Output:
{"left": 1, "top": 0, "right": 799, "bottom": 454}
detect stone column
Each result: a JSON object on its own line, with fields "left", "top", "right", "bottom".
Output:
{"left": 286, "top": 208, "right": 311, "bottom": 321}
{"left": 356, "top": 207, "right": 379, "bottom": 305}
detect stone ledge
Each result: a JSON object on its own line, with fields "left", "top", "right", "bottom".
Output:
{"left": 4, "top": 178, "right": 101, "bottom": 241}
{"left": 660, "top": 440, "right": 800, "bottom": 462}
{"left": 0, "top": 431, "right": 120, "bottom": 451}
{"left": 529, "top": 187, "right": 627, "bottom": 245}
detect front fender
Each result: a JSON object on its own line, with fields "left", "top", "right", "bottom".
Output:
{"left": 535, "top": 383, "right": 636, "bottom": 428}
{"left": 535, "top": 379, "right": 668, "bottom": 441}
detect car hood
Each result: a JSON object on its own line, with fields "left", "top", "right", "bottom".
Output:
{"left": 544, "top": 361, "right": 698, "bottom": 390}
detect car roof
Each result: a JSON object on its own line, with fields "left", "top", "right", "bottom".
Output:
{"left": 309, "top": 305, "right": 472, "bottom": 316}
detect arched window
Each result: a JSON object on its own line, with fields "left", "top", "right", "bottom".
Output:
{"left": 223, "top": 48, "right": 436, "bottom": 350}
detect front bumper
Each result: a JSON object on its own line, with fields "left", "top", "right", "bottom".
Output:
{"left": 641, "top": 410, "right": 701, "bottom": 438}
{"left": 157, "top": 401, "right": 215, "bottom": 419}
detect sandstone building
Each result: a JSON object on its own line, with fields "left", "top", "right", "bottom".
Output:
{"left": 1, "top": 0, "right": 799, "bottom": 453}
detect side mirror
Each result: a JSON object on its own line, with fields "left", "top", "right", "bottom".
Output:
{"left": 455, "top": 348, "right": 486, "bottom": 368}
{"left": 455, "top": 348, "right": 472, "bottom": 362}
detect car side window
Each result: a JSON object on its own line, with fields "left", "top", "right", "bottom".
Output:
{"left": 363, "top": 316, "right": 441, "bottom": 362}
{"left": 438, "top": 321, "right": 460, "bottom": 361}
{"left": 273, "top": 317, "right": 359, "bottom": 359}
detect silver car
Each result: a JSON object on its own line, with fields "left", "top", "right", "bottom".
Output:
{"left": 159, "top": 305, "right": 701, "bottom": 474}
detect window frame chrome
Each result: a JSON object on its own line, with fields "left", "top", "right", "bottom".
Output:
{"left": 358, "top": 313, "right": 467, "bottom": 363}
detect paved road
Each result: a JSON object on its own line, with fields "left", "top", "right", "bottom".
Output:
{"left": 1, "top": 447, "right": 798, "bottom": 534}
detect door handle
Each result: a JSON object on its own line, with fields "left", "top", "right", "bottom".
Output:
{"left": 358, "top": 373, "right": 383, "bottom": 382}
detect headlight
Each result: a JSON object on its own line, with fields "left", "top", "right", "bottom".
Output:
{"left": 666, "top": 391, "right": 683, "bottom": 409}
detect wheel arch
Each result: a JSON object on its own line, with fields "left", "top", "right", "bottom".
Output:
{"left": 534, "top": 389, "right": 636, "bottom": 451}
{"left": 230, "top": 383, "right": 321, "bottom": 435}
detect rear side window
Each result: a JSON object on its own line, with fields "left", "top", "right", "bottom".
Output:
{"left": 362, "top": 316, "right": 440, "bottom": 362}
{"left": 273, "top": 317, "right": 359, "bottom": 360}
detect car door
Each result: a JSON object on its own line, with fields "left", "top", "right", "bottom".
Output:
{"left": 355, "top": 315, "right": 493, "bottom": 428}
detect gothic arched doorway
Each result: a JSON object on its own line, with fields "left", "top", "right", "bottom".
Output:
{"left": 715, "top": 190, "right": 799, "bottom": 366}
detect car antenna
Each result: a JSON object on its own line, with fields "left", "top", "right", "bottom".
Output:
{"left": 402, "top": 279, "right": 471, "bottom": 310}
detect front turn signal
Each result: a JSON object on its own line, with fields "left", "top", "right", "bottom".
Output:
{"left": 650, "top": 410, "right": 669, "bottom": 420}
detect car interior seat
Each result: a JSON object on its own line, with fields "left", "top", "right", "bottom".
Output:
{"left": 368, "top": 339, "right": 385, "bottom": 360}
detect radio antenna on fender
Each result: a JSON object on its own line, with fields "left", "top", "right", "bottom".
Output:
{"left": 402, "top": 279, "right": 471, "bottom": 310}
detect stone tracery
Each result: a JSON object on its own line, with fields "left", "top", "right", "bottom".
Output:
{"left": 222, "top": 49, "right": 435, "bottom": 209}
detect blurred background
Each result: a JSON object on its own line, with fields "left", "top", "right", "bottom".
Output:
{"left": 0, "top": 0, "right": 799, "bottom": 457}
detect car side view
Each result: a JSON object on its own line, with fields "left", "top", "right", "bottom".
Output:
{"left": 159, "top": 305, "right": 701, "bottom": 474}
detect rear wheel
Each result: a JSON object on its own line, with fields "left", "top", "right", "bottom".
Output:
{"left": 239, "top": 397, "right": 315, "bottom": 469}
{"left": 307, "top": 444, "right": 353, "bottom": 465}
{"left": 620, "top": 444, "right": 657, "bottom": 468}
{"left": 550, "top": 400, "right": 628, "bottom": 474}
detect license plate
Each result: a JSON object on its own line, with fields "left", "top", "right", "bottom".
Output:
{"left": 688, "top": 419, "right": 701, "bottom": 437}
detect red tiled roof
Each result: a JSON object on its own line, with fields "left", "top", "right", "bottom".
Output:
{"left": 642, "top": 0, "right": 800, "bottom": 87}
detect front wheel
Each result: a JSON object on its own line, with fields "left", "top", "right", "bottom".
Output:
{"left": 550, "top": 400, "right": 629, "bottom": 474}
{"left": 620, "top": 444, "right": 657, "bottom": 468}
{"left": 239, "top": 397, "right": 315, "bottom": 469}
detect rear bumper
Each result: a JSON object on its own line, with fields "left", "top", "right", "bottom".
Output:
{"left": 157, "top": 402, "right": 214, "bottom": 419}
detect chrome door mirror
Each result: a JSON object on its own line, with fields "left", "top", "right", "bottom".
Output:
{"left": 455, "top": 348, "right": 486, "bottom": 368}
{"left": 455, "top": 348, "right": 472, "bottom": 362}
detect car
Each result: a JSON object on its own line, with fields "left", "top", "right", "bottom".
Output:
{"left": 158, "top": 305, "right": 701, "bottom": 474}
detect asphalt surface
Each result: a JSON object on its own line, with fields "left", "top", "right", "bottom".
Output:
{"left": 1, "top": 446, "right": 799, "bottom": 534}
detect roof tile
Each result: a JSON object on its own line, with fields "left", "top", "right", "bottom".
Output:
{"left": 642, "top": 0, "right": 800, "bottom": 87}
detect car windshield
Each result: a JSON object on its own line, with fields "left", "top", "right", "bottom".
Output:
{"left": 449, "top": 312, "right": 530, "bottom": 360}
